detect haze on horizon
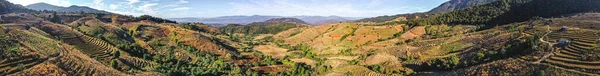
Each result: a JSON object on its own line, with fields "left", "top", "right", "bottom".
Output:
{"left": 7, "top": 0, "right": 447, "bottom": 18}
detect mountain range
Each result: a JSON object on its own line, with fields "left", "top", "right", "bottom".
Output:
{"left": 25, "top": 3, "right": 111, "bottom": 14}
{"left": 169, "top": 15, "right": 362, "bottom": 25}
{"left": 21, "top": 2, "right": 359, "bottom": 26}
{"left": 263, "top": 18, "right": 308, "bottom": 24}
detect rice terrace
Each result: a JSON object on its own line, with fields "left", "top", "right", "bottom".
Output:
{"left": 1, "top": 0, "right": 600, "bottom": 75}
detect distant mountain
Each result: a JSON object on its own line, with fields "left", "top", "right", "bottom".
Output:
{"left": 25, "top": 3, "right": 111, "bottom": 14}
{"left": 428, "top": 0, "right": 496, "bottom": 14}
{"left": 169, "top": 15, "right": 361, "bottom": 25}
{"left": 264, "top": 18, "right": 307, "bottom": 24}
{"left": 169, "top": 15, "right": 280, "bottom": 25}
{"left": 292, "top": 16, "right": 362, "bottom": 25}
{"left": 24, "top": 2, "right": 62, "bottom": 11}
{"left": 0, "top": 0, "right": 33, "bottom": 14}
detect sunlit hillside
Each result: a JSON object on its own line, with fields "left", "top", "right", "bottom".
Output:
{"left": 1, "top": 0, "right": 600, "bottom": 75}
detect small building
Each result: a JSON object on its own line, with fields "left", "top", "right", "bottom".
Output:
{"left": 560, "top": 26, "right": 569, "bottom": 32}
{"left": 556, "top": 38, "right": 570, "bottom": 48}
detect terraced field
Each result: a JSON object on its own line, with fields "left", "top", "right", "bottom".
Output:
{"left": 0, "top": 55, "right": 46, "bottom": 75}
{"left": 542, "top": 30, "right": 600, "bottom": 74}
{"left": 59, "top": 58, "right": 98, "bottom": 75}
{"left": 49, "top": 41, "right": 125, "bottom": 75}
{"left": 60, "top": 33, "right": 157, "bottom": 72}
{"left": 328, "top": 65, "right": 389, "bottom": 76}
{"left": 53, "top": 54, "right": 125, "bottom": 75}
{"left": 62, "top": 35, "right": 117, "bottom": 63}
{"left": 119, "top": 56, "right": 157, "bottom": 71}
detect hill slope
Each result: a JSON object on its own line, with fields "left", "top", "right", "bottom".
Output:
{"left": 410, "top": 0, "right": 600, "bottom": 26}
{"left": 264, "top": 18, "right": 308, "bottom": 24}
{"left": 355, "top": 0, "right": 494, "bottom": 23}
{"left": 428, "top": 0, "right": 496, "bottom": 14}
{"left": 219, "top": 18, "right": 307, "bottom": 36}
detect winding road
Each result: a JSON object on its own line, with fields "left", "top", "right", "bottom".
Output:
{"left": 534, "top": 25, "right": 558, "bottom": 64}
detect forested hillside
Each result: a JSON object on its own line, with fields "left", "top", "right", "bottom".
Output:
{"left": 0, "top": 0, "right": 32, "bottom": 14}
{"left": 219, "top": 22, "right": 302, "bottom": 36}
{"left": 428, "top": 0, "right": 496, "bottom": 14}
{"left": 219, "top": 18, "right": 307, "bottom": 36}
{"left": 412, "top": 0, "right": 600, "bottom": 26}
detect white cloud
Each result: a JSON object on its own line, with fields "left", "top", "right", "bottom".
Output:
{"left": 109, "top": 4, "right": 118, "bottom": 10}
{"left": 138, "top": 3, "right": 159, "bottom": 15}
{"left": 179, "top": 0, "right": 189, "bottom": 4}
{"left": 172, "top": 7, "right": 190, "bottom": 11}
{"left": 8, "top": 0, "right": 188, "bottom": 18}
{"left": 93, "top": 0, "right": 103, "bottom": 5}
{"left": 7, "top": 0, "right": 72, "bottom": 7}
{"left": 127, "top": 0, "right": 140, "bottom": 4}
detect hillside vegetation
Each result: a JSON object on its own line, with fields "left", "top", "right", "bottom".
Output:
{"left": 2, "top": 0, "right": 600, "bottom": 75}
{"left": 428, "top": 0, "right": 496, "bottom": 14}
{"left": 410, "top": 0, "right": 600, "bottom": 26}
{"left": 219, "top": 18, "right": 308, "bottom": 36}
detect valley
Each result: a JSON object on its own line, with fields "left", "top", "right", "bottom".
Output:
{"left": 1, "top": 0, "right": 600, "bottom": 76}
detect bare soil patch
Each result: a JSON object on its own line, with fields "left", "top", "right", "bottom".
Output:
{"left": 400, "top": 26, "right": 426, "bottom": 40}
{"left": 362, "top": 53, "right": 400, "bottom": 65}
{"left": 254, "top": 44, "right": 289, "bottom": 59}
{"left": 13, "top": 62, "right": 67, "bottom": 76}
{"left": 290, "top": 58, "right": 317, "bottom": 67}
{"left": 251, "top": 65, "right": 291, "bottom": 74}
{"left": 324, "top": 59, "right": 348, "bottom": 68}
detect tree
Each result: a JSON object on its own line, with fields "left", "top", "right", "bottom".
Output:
{"left": 112, "top": 50, "right": 121, "bottom": 58}
{"left": 136, "top": 15, "right": 176, "bottom": 23}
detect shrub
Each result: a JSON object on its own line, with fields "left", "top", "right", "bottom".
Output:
{"left": 17, "top": 63, "right": 25, "bottom": 70}
{"left": 395, "top": 41, "right": 405, "bottom": 45}
{"left": 117, "top": 43, "right": 147, "bottom": 58}
{"left": 348, "top": 60, "right": 360, "bottom": 65}
{"left": 474, "top": 52, "right": 485, "bottom": 63}
{"left": 280, "top": 63, "right": 313, "bottom": 76}
{"left": 340, "top": 49, "right": 354, "bottom": 56}
{"left": 289, "top": 32, "right": 301, "bottom": 37}
{"left": 367, "top": 64, "right": 384, "bottom": 72}
{"left": 430, "top": 56, "right": 461, "bottom": 70}
{"left": 253, "top": 62, "right": 260, "bottom": 66}
{"left": 110, "top": 59, "right": 119, "bottom": 69}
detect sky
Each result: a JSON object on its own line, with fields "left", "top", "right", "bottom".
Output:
{"left": 7, "top": 0, "right": 448, "bottom": 18}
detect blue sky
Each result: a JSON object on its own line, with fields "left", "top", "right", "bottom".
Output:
{"left": 7, "top": 0, "right": 448, "bottom": 18}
